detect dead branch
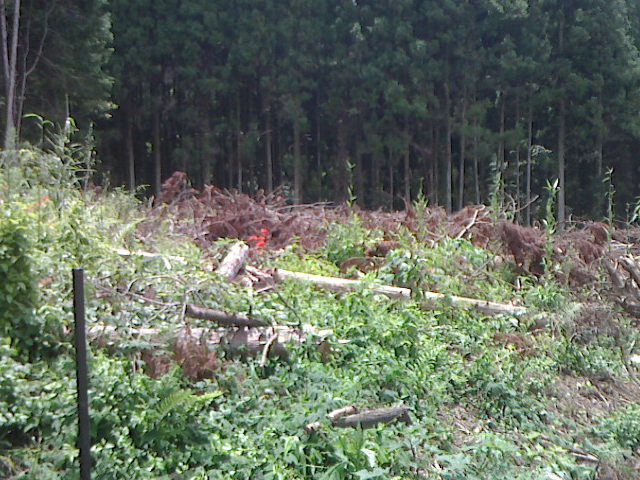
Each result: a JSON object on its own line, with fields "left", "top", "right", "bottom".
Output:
{"left": 604, "top": 260, "right": 625, "bottom": 290}
{"left": 455, "top": 206, "right": 483, "bottom": 240}
{"left": 259, "top": 333, "right": 280, "bottom": 367}
{"left": 274, "top": 269, "right": 527, "bottom": 316}
{"left": 618, "top": 256, "right": 640, "bottom": 289}
{"left": 186, "top": 304, "right": 270, "bottom": 328}
{"left": 216, "top": 242, "right": 250, "bottom": 280}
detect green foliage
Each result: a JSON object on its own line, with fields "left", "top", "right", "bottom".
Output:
{"left": 598, "top": 404, "right": 640, "bottom": 451}
{"left": 384, "top": 238, "right": 514, "bottom": 302}
{"left": 323, "top": 217, "right": 382, "bottom": 266}
{"left": 0, "top": 203, "right": 39, "bottom": 358}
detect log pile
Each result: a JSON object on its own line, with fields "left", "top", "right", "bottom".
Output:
{"left": 107, "top": 243, "right": 338, "bottom": 365}
{"left": 110, "top": 237, "right": 528, "bottom": 380}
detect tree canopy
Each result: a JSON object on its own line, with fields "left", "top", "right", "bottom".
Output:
{"left": 3, "top": 0, "right": 640, "bottom": 221}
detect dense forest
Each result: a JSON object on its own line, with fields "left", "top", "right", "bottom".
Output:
{"left": 4, "top": 0, "right": 640, "bottom": 221}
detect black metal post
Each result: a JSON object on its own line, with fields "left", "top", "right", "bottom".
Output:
{"left": 73, "top": 268, "right": 91, "bottom": 480}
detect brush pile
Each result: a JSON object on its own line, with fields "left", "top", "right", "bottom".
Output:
{"left": 146, "top": 172, "right": 640, "bottom": 316}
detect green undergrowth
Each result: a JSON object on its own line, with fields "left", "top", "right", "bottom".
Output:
{"left": 2, "top": 149, "right": 640, "bottom": 479}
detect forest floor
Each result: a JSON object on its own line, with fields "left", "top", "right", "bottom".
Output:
{"left": 3, "top": 168, "right": 640, "bottom": 479}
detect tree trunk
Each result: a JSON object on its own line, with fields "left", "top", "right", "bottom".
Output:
{"left": 1, "top": 0, "right": 20, "bottom": 150}
{"left": 373, "top": 151, "right": 381, "bottom": 208}
{"left": 514, "top": 95, "right": 521, "bottom": 218}
{"left": 293, "top": 103, "right": 302, "bottom": 203}
{"left": 236, "top": 92, "right": 242, "bottom": 192}
{"left": 336, "top": 114, "right": 349, "bottom": 201}
{"left": 404, "top": 141, "right": 410, "bottom": 201}
{"left": 127, "top": 112, "right": 135, "bottom": 192}
{"left": 458, "top": 86, "right": 467, "bottom": 210}
{"left": 153, "top": 107, "right": 162, "bottom": 198}
{"left": 473, "top": 116, "right": 480, "bottom": 205}
{"left": 355, "top": 140, "right": 364, "bottom": 206}
{"left": 389, "top": 154, "right": 394, "bottom": 210}
{"left": 316, "top": 96, "right": 321, "bottom": 171}
{"left": 558, "top": 98, "right": 566, "bottom": 226}
{"left": 557, "top": 12, "right": 566, "bottom": 227}
{"left": 16, "top": 4, "right": 51, "bottom": 142}
{"left": 265, "top": 101, "right": 273, "bottom": 194}
{"left": 526, "top": 102, "right": 533, "bottom": 226}
{"left": 596, "top": 98, "right": 603, "bottom": 178}
{"left": 433, "top": 124, "right": 440, "bottom": 206}
{"left": 201, "top": 119, "right": 212, "bottom": 186}
{"left": 498, "top": 91, "right": 506, "bottom": 199}
{"left": 444, "top": 81, "right": 452, "bottom": 213}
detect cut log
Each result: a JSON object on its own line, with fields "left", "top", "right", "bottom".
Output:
{"left": 186, "top": 304, "right": 270, "bottom": 328}
{"left": 217, "top": 242, "right": 250, "bottom": 280}
{"left": 327, "top": 405, "right": 358, "bottom": 423}
{"left": 419, "top": 291, "right": 527, "bottom": 316}
{"left": 304, "top": 422, "right": 323, "bottom": 435}
{"left": 333, "top": 406, "right": 411, "bottom": 429}
{"left": 274, "top": 269, "right": 527, "bottom": 316}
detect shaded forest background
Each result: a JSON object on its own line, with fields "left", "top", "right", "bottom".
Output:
{"left": 4, "top": 0, "right": 640, "bottom": 223}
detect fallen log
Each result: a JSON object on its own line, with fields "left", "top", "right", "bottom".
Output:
{"left": 88, "top": 323, "right": 336, "bottom": 361}
{"left": 217, "top": 242, "right": 249, "bottom": 281}
{"left": 306, "top": 405, "right": 412, "bottom": 434}
{"left": 115, "top": 248, "right": 186, "bottom": 264}
{"left": 333, "top": 406, "right": 412, "bottom": 429}
{"left": 186, "top": 304, "right": 270, "bottom": 328}
{"left": 274, "top": 269, "right": 411, "bottom": 300}
{"left": 274, "top": 269, "right": 527, "bottom": 316}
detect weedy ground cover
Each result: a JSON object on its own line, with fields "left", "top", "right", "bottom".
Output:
{"left": 1, "top": 149, "right": 640, "bottom": 479}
